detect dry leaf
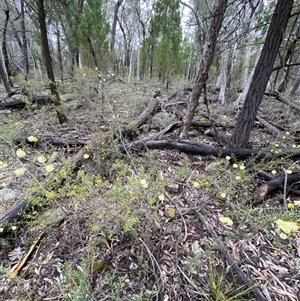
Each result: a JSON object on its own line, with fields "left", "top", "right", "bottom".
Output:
{"left": 183, "top": 241, "right": 189, "bottom": 254}
{"left": 165, "top": 207, "right": 176, "bottom": 218}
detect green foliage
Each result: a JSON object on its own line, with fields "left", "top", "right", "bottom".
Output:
{"left": 103, "top": 273, "right": 126, "bottom": 301}
{"left": 141, "top": 0, "right": 182, "bottom": 80}
{"left": 66, "top": 170, "right": 100, "bottom": 199}
{"left": 104, "top": 160, "right": 166, "bottom": 232}
{"left": 25, "top": 163, "right": 103, "bottom": 212}
{"left": 57, "top": 260, "right": 93, "bottom": 301}
{"left": 174, "top": 153, "right": 192, "bottom": 181}
{"left": 0, "top": 115, "right": 24, "bottom": 148}
{"left": 43, "top": 0, "right": 110, "bottom": 70}
{"left": 76, "top": 0, "right": 110, "bottom": 67}
{"left": 184, "top": 249, "right": 254, "bottom": 301}
{"left": 206, "top": 264, "right": 254, "bottom": 301}
{"left": 103, "top": 271, "right": 154, "bottom": 300}
{"left": 181, "top": 37, "right": 198, "bottom": 79}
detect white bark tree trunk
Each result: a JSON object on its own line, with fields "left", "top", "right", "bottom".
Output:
{"left": 217, "top": 49, "right": 229, "bottom": 104}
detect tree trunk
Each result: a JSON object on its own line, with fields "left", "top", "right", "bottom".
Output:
{"left": 289, "top": 66, "right": 300, "bottom": 97}
{"left": 2, "top": 9, "right": 13, "bottom": 86}
{"left": 278, "top": 19, "right": 300, "bottom": 92}
{"left": 110, "top": 0, "right": 124, "bottom": 56}
{"left": 37, "top": 0, "right": 67, "bottom": 124}
{"left": 56, "top": 24, "right": 64, "bottom": 81}
{"left": 118, "top": 17, "right": 130, "bottom": 68}
{"left": 229, "top": 0, "right": 293, "bottom": 148}
{"left": 233, "top": 46, "right": 262, "bottom": 107}
{"left": 20, "top": 0, "right": 29, "bottom": 79}
{"left": 149, "top": 44, "right": 154, "bottom": 79}
{"left": 68, "top": 0, "right": 84, "bottom": 75}
{"left": 217, "top": 48, "right": 230, "bottom": 104}
{"left": 0, "top": 56, "right": 12, "bottom": 95}
{"left": 137, "top": 3, "right": 146, "bottom": 79}
{"left": 180, "top": 0, "right": 228, "bottom": 138}
{"left": 87, "top": 37, "right": 98, "bottom": 68}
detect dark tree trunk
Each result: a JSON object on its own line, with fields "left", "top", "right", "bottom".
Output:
{"left": 87, "top": 37, "right": 98, "bottom": 68}
{"left": 229, "top": 0, "right": 293, "bottom": 148}
{"left": 71, "top": 49, "right": 80, "bottom": 72}
{"left": 20, "top": 0, "right": 29, "bottom": 79}
{"left": 2, "top": 9, "right": 13, "bottom": 86}
{"left": 180, "top": 0, "right": 228, "bottom": 138}
{"left": 150, "top": 44, "right": 154, "bottom": 79}
{"left": 75, "top": 51, "right": 80, "bottom": 67}
{"left": 110, "top": 0, "right": 124, "bottom": 56}
{"left": 118, "top": 17, "right": 130, "bottom": 68}
{"left": 37, "top": 0, "right": 67, "bottom": 123}
{"left": 278, "top": 20, "right": 300, "bottom": 92}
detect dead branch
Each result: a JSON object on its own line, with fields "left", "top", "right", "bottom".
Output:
{"left": 0, "top": 200, "right": 27, "bottom": 227}
{"left": 264, "top": 90, "right": 300, "bottom": 113}
{"left": 118, "top": 138, "right": 264, "bottom": 159}
{"left": 14, "top": 134, "right": 89, "bottom": 150}
{"left": 256, "top": 115, "right": 281, "bottom": 136}
{"left": 7, "top": 231, "right": 45, "bottom": 282}
{"left": 0, "top": 95, "right": 52, "bottom": 110}
{"left": 0, "top": 100, "right": 26, "bottom": 110}
{"left": 253, "top": 171, "right": 300, "bottom": 204}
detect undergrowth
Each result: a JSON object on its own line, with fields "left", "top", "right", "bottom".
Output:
{"left": 0, "top": 72, "right": 299, "bottom": 300}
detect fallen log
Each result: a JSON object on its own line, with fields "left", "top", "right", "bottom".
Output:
{"left": 118, "top": 138, "right": 263, "bottom": 159}
{"left": 14, "top": 134, "right": 89, "bottom": 150}
{"left": 253, "top": 171, "right": 300, "bottom": 204}
{"left": 264, "top": 90, "right": 300, "bottom": 113}
{"left": 0, "top": 200, "right": 27, "bottom": 228}
{"left": 118, "top": 137, "right": 300, "bottom": 163}
{"left": 256, "top": 115, "right": 281, "bottom": 136}
{"left": 0, "top": 95, "right": 52, "bottom": 110}
{"left": 0, "top": 100, "right": 26, "bottom": 110}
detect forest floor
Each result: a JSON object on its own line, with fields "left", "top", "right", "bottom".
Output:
{"left": 0, "top": 70, "right": 300, "bottom": 301}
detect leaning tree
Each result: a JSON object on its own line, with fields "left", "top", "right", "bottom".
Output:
{"left": 180, "top": 0, "right": 228, "bottom": 138}
{"left": 229, "top": 0, "right": 294, "bottom": 148}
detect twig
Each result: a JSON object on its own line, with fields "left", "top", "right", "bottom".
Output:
{"left": 203, "top": 84, "right": 225, "bottom": 147}
{"left": 283, "top": 168, "right": 288, "bottom": 208}
{"left": 139, "top": 237, "right": 163, "bottom": 300}
{"left": 177, "top": 265, "right": 203, "bottom": 296}
{"left": 7, "top": 231, "right": 45, "bottom": 282}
